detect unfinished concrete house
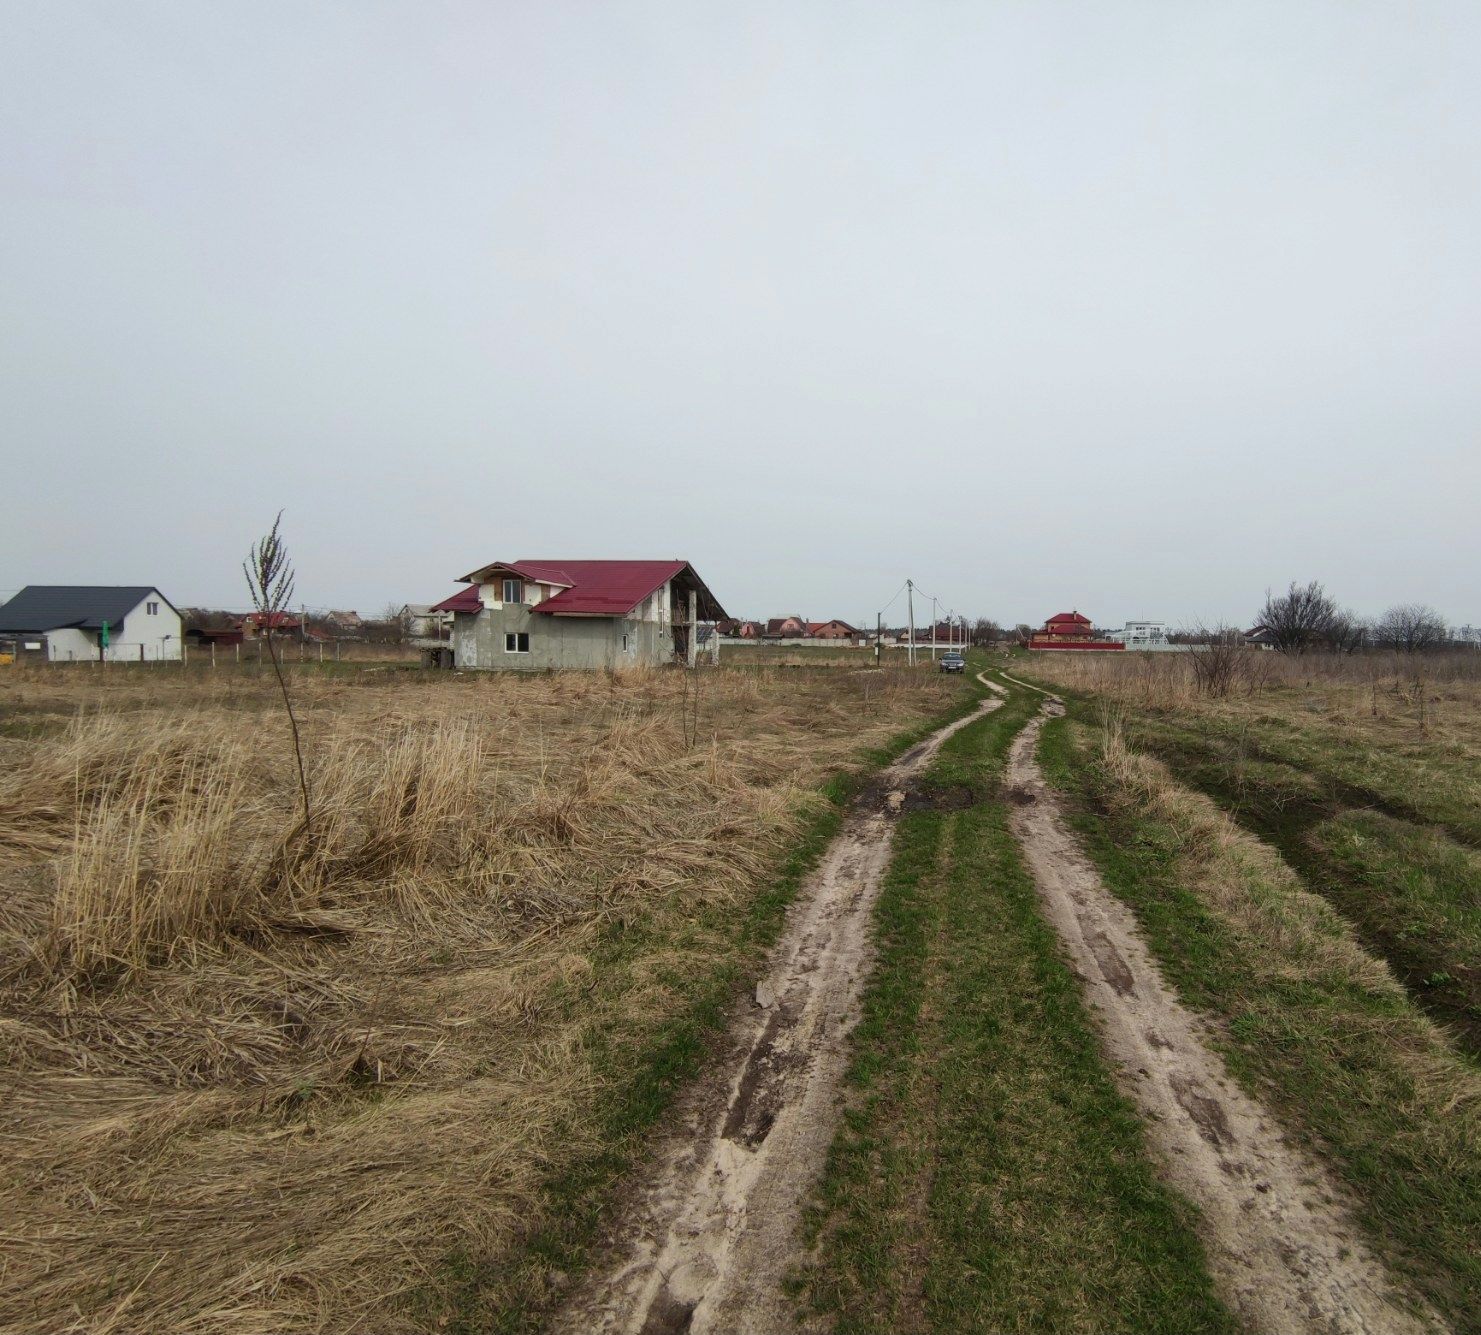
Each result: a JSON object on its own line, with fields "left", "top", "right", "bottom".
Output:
{"left": 430, "top": 559, "right": 728, "bottom": 670}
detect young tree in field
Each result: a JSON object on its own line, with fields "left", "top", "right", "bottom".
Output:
{"left": 1374, "top": 604, "right": 1449, "bottom": 653}
{"left": 245, "top": 512, "right": 312, "bottom": 836}
{"left": 1256, "top": 580, "right": 1339, "bottom": 655}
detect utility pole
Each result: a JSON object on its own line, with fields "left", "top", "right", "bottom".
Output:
{"left": 931, "top": 596, "right": 938, "bottom": 660}
{"left": 875, "top": 612, "right": 882, "bottom": 668}
{"left": 906, "top": 580, "right": 916, "bottom": 667}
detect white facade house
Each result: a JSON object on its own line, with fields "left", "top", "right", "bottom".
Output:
{"left": 0, "top": 586, "right": 183, "bottom": 662}
{"left": 1113, "top": 620, "right": 1170, "bottom": 648}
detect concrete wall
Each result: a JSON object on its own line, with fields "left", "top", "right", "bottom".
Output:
{"left": 45, "top": 628, "right": 96, "bottom": 662}
{"left": 453, "top": 606, "right": 670, "bottom": 670}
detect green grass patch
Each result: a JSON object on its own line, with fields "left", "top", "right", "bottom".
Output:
{"left": 1107, "top": 712, "right": 1481, "bottom": 1049}
{"left": 1037, "top": 712, "right": 1481, "bottom": 1332}
{"left": 796, "top": 690, "right": 1234, "bottom": 1334}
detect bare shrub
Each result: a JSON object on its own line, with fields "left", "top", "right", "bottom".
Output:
{"left": 1186, "top": 626, "right": 1247, "bottom": 698}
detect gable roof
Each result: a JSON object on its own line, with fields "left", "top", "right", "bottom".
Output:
{"left": 456, "top": 559, "right": 726, "bottom": 620}
{"left": 0, "top": 585, "right": 168, "bottom": 633}
{"left": 1047, "top": 610, "right": 1091, "bottom": 625}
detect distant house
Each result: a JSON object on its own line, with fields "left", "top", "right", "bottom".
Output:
{"left": 1028, "top": 610, "right": 1125, "bottom": 652}
{"left": 0, "top": 585, "right": 182, "bottom": 662}
{"left": 431, "top": 559, "right": 727, "bottom": 670}
{"left": 1244, "top": 624, "right": 1277, "bottom": 649}
{"left": 1112, "top": 620, "right": 1169, "bottom": 648}
{"left": 399, "top": 604, "right": 452, "bottom": 639}
{"left": 807, "top": 619, "right": 860, "bottom": 641}
{"left": 765, "top": 615, "right": 809, "bottom": 639}
{"left": 323, "top": 609, "right": 364, "bottom": 634}
{"left": 239, "top": 611, "right": 307, "bottom": 639}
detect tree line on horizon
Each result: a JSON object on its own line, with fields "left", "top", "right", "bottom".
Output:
{"left": 963, "top": 584, "right": 1465, "bottom": 655}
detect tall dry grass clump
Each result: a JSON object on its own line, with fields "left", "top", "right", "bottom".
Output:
{"left": 0, "top": 660, "right": 957, "bottom": 1333}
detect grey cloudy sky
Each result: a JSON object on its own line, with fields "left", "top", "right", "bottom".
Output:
{"left": 3, "top": 2, "right": 1478, "bottom": 628}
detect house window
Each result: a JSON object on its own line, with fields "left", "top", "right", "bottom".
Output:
{"left": 146, "top": 602, "right": 159, "bottom": 615}
{"left": 504, "top": 632, "right": 530, "bottom": 653}
{"left": 502, "top": 578, "right": 523, "bottom": 604}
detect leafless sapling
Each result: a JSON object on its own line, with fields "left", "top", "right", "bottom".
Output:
{"left": 244, "top": 512, "right": 313, "bottom": 837}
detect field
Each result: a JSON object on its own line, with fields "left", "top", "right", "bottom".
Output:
{"left": 0, "top": 660, "right": 961, "bottom": 1334}
{"left": 6, "top": 648, "right": 1477, "bottom": 1333}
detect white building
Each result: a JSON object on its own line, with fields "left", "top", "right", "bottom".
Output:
{"left": 1114, "top": 620, "right": 1170, "bottom": 648}
{"left": 0, "top": 585, "right": 183, "bottom": 662}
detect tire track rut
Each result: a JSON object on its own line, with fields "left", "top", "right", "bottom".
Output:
{"left": 554, "top": 693, "right": 1001, "bottom": 1335}
{"left": 1006, "top": 693, "right": 1444, "bottom": 1335}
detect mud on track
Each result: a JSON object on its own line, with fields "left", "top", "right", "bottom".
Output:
{"left": 554, "top": 693, "right": 1001, "bottom": 1335}
{"left": 1007, "top": 698, "right": 1444, "bottom": 1335}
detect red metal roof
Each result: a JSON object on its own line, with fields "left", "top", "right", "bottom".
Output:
{"left": 1047, "top": 611, "right": 1091, "bottom": 625}
{"left": 454, "top": 559, "right": 725, "bottom": 619}
{"left": 430, "top": 586, "right": 482, "bottom": 613}
{"left": 524, "top": 560, "right": 687, "bottom": 615}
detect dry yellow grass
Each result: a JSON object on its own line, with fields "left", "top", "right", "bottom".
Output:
{"left": 0, "top": 661, "right": 958, "bottom": 1334}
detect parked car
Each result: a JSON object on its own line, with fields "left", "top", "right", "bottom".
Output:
{"left": 939, "top": 651, "right": 966, "bottom": 673}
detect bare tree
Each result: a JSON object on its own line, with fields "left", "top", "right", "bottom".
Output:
{"left": 1328, "top": 609, "right": 1369, "bottom": 655}
{"left": 972, "top": 617, "right": 1001, "bottom": 646}
{"left": 1374, "top": 604, "right": 1448, "bottom": 653}
{"left": 1256, "top": 580, "right": 1338, "bottom": 655}
{"left": 244, "top": 513, "right": 312, "bottom": 836}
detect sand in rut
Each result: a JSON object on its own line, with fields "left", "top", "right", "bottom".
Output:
{"left": 556, "top": 694, "right": 1000, "bottom": 1335}
{"left": 1006, "top": 697, "right": 1443, "bottom": 1335}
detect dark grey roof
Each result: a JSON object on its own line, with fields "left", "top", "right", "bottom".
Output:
{"left": 0, "top": 586, "right": 169, "bottom": 633}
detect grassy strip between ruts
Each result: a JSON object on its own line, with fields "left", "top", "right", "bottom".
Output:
{"left": 429, "top": 676, "right": 988, "bottom": 1334}
{"left": 1034, "top": 703, "right": 1481, "bottom": 1333}
{"left": 1111, "top": 711, "right": 1481, "bottom": 1049}
{"left": 794, "top": 679, "right": 1235, "bottom": 1334}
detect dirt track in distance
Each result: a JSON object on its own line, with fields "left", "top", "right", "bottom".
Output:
{"left": 554, "top": 693, "right": 1000, "bottom": 1335}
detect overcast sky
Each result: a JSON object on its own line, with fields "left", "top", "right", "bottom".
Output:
{"left": 2, "top": 2, "right": 1477, "bottom": 628}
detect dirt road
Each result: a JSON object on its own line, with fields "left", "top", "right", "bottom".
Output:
{"left": 555, "top": 693, "right": 1000, "bottom": 1335}
{"left": 1005, "top": 695, "right": 1443, "bottom": 1335}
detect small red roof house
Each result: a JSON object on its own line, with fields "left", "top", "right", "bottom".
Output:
{"left": 1028, "top": 610, "right": 1124, "bottom": 652}
{"left": 806, "top": 619, "right": 860, "bottom": 641}
{"left": 238, "top": 610, "right": 307, "bottom": 638}
{"left": 765, "top": 615, "right": 810, "bottom": 638}
{"left": 435, "top": 558, "right": 726, "bottom": 670}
